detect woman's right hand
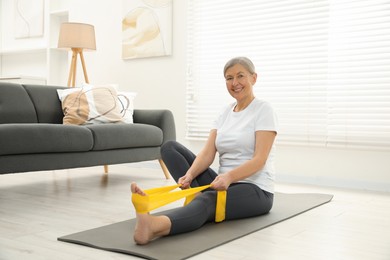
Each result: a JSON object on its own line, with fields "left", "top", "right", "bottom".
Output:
{"left": 178, "top": 173, "right": 193, "bottom": 189}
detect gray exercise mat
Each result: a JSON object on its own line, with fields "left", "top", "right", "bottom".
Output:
{"left": 58, "top": 192, "right": 333, "bottom": 260}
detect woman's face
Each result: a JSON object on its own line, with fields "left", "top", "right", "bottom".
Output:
{"left": 224, "top": 64, "right": 257, "bottom": 101}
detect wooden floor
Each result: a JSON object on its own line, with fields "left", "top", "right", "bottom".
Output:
{"left": 0, "top": 164, "right": 389, "bottom": 260}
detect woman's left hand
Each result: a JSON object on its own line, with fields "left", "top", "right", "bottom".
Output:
{"left": 211, "top": 174, "right": 232, "bottom": 191}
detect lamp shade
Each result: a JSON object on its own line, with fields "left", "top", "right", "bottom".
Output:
{"left": 58, "top": 22, "right": 96, "bottom": 50}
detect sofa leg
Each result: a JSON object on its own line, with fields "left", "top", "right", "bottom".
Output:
{"left": 158, "top": 159, "right": 171, "bottom": 179}
{"left": 104, "top": 165, "right": 109, "bottom": 173}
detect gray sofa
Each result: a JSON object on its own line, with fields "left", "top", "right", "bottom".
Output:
{"left": 0, "top": 82, "right": 175, "bottom": 178}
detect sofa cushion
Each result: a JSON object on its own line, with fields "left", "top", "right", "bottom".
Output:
{"left": 0, "top": 83, "right": 38, "bottom": 124}
{"left": 57, "top": 85, "right": 123, "bottom": 125}
{"left": 23, "top": 84, "right": 66, "bottom": 124}
{"left": 85, "top": 123, "right": 163, "bottom": 151}
{"left": 0, "top": 124, "right": 94, "bottom": 155}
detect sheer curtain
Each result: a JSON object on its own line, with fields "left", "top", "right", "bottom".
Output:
{"left": 186, "top": 0, "right": 390, "bottom": 150}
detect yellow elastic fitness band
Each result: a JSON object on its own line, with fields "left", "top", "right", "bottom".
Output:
{"left": 132, "top": 184, "right": 227, "bottom": 222}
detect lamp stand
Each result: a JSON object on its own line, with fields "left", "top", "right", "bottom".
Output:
{"left": 67, "top": 48, "right": 90, "bottom": 87}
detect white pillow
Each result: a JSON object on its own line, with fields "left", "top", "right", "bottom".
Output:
{"left": 57, "top": 83, "right": 137, "bottom": 124}
{"left": 117, "top": 91, "right": 137, "bottom": 124}
{"left": 57, "top": 84, "right": 123, "bottom": 125}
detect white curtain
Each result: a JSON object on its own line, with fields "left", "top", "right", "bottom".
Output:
{"left": 186, "top": 0, "right": 390, "bottom": 150}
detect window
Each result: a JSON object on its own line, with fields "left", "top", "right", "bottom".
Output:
{"left": 186, "top": 0, "right": 390, "bottom": 150}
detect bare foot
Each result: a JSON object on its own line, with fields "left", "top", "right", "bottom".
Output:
{"left": 131, "top": 182, "right": 171, "bottom": 245}
{"left": 131, "top": 182, "right": 153, "bottom": 244}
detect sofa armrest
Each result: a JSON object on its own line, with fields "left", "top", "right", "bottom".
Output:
{"left": 133, "top": 109, "right": 176, "bottom": 144}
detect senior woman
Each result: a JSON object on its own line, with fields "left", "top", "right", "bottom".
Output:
{"left": 131, "top": 57, "right": 277, "bottom": 244}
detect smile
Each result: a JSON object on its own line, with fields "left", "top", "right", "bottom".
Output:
{"left": 232, "top": 87, "right": 243, "bottom": 93}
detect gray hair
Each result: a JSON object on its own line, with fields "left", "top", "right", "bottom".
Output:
{"left": 223, "top": 57, "right": 256, "bottom": 76}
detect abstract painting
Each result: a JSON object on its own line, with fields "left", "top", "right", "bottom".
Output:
{"left": 122, "top": 0, "right": 172, "bottom": 59}
{"left": 14, "top": 0, "right": 44, "bottom": 39}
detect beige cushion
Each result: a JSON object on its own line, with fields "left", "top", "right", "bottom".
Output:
{"left": 57, "top": 85, "right": 123, "bottom": 125}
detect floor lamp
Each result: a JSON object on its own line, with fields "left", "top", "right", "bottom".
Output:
{"left": 58, "top": 22, "right": 96, "bottom": 87}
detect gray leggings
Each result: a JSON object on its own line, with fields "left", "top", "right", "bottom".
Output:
{"left": 161, "top": 141, "right": 274, "bottom": 235}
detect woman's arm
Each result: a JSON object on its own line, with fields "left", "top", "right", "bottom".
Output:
{"left": 179, "top": 129, "right": 218, "bottom": 188}
{"left": 211, "top": 130, "right": 276, "bottom": 190}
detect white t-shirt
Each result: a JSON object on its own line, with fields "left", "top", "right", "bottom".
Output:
{"left": 212, "top": 98, "right": 278, "bottom": 193}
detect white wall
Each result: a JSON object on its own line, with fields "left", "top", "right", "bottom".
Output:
{"left": 3, "top": 0, "right": 390, "bottom": 192}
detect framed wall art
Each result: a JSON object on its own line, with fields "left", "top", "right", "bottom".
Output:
{"left": 14, "top": 0, "right": 44, "bottom": 39}
{"left": 122, "top": 0, "right": 172, "bottom": 60}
